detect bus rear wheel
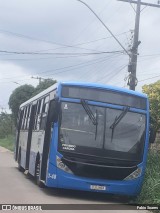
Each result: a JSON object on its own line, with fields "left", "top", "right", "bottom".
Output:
{"left": 18, "top": 151, "right": 25, "bottom": 172}
{"left": 35, "top": 160, "right": 44, "bottom": 188}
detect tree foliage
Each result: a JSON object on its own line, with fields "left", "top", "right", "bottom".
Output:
{"left": 142, "top": 80, "right": 160, "bottom": 130}
{"left": 0, "top": 112, "right": 13, "bottom": 138}
{"left": 8, "top": 79, "right": 56, "bottom": 125}
{"left": 33, "top": 79, "right": 56, "bottom": 96}
{"left": 8, "top": 84, "right": 35, "bottom": 123}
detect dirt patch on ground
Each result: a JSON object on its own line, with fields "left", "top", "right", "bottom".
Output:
{"left": 0, "top": 146, "right": 12, "bottom": 153}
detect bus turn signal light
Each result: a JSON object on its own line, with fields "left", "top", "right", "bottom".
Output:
{"left": 56, "top": 156, "right": 73, "bottom": 174}
{"left": 124, "top": 167, "right": 142, "bottom": 180}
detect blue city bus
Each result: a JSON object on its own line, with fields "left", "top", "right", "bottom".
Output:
{"left": 15, "top": 82, "right": 154, "bottom": 197}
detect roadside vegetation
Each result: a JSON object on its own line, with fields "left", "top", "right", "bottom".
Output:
{"left": 0, "top": 79, "right": 56, "bottom": 151}
{"left": 0, "top": 112, "right": 15, "bottom": 151}
{"left": 137, "top": 148, "right": 160, "bottom": 205}
{"left": 139, "top": 80, "right": 160, "bottom": 208}
{"left": 0, "top": 134, "right": 15, "bottom": 151}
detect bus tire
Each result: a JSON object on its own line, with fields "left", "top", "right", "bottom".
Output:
{"left": 35, "top": 159, "right": 44, "bottom": 188}
{"left": 18, "top": 150, "right": 25, "bottom": 172}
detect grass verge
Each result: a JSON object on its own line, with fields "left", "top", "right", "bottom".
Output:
{"left": 136, "top": 149, "right": 160, "bottom": 206}
{"left": 0, "top": 135, "right": 15, "bottom": 151}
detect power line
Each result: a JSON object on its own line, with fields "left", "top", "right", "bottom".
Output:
{"left": 138, "top": 72, "right": 160, "bottom": 77}
{"left": 71, "top": 0, "right": 113, "bottom": 43}
{"left": 95, "top": 64, "right": 127, "bottom": 83}
{"left": 91, "top": 55, "right": 126, "bottom": 82}
{"left": 34, "top": 55, "right": 123, "bottom": 79}
{"left": 0, "top": 54, "right": 125, "bottom": 84}
{"left": 139, "top": 53, "right": 160, "bottom": 58}
{"left": 105, "top": 64, "right": 128, "bottom": 83}
{"left": 76, "top": 0, "right": 129, "bottom": 56}
{"left": 2, "top": 50, "right": 160, "bottom": 61}
{"left": 0, "top": 28, "right": 127, "bottom": 53}
{"left": 0, "top": 28, "right": 103, "bottom": 52}
{"left": 56, "top": 31, "right": 130, "bottom": 47}
{"left": 62, "top": 54, "right": 124, "bottom": 81}
{"left": 0, "top": 49, "right": 123, "bottom": 56}
{"left": 0, "top": 53, "right": 123, "bottom": 60}
{"left": 139, "top": 74, "right": 160, "bottom": 82}
{"left": 74, "top": 2, "right": 125, "bottom": 47}
{"left": 0, "top": 54, "right": 121, "bottom": 82}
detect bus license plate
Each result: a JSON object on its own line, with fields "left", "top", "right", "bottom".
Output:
{"left": 90, "top": 185, "right": 106, "bottom": 190}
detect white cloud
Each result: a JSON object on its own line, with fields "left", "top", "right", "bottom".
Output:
{"left": 0, "top": 62, "right": 38, "bottom": 111}
{"left": 0, "top": 0, "right": 160, "bottom": 110}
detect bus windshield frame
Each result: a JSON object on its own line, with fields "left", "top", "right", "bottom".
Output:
{"left": 58, "top": 100, "right": 146, "bottom": 166}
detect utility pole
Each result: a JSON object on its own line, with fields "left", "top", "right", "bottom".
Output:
{"left": 128, "top": 0, "right": 141, "bottom": 91}
{"left": 31, "top": 76, "right": 52, "bottom": 83}
{"left": 13, "top": 81, "right": 21, "bottom": 86}
{"left": 31, "top": 76, "right": 42, "bottom": 84}
{"left": 0, "top": 106, "right": 6, "bottom": 113}
{"left": 118, "top": 0, "right": 160, "bottom": 90}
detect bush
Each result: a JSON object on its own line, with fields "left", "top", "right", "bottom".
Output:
{"left": 137, "top": 150, "right": 160, "bottom": 205}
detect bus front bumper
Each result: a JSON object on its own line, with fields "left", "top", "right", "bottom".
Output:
{"left": 54, "top": 169, "right": 143, "bottom": 196}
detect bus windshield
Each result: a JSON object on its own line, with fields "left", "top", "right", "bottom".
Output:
{"left": 59, "top": 102, "right": 146, "bottom": 164}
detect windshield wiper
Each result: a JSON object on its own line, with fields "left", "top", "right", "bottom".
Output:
{"left": 81, "top": 99, "right": 98, "bottom": 140}
{"left": 110, "top": 106, "right": 130, "bottom": 142}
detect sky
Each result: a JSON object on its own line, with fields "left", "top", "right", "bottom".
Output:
{"left": 0, "top": 0, "right": 160, "bottom": 112}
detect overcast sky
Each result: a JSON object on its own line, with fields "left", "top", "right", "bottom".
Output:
{"left": 0, "top": 0, "right": 160, "bottom": 111}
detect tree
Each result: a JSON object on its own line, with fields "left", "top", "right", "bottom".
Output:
{"left": 8, "top": 84, "right": 35, "bottom": 124}
{"left": 33, "top": 79, "right": 56, "bottom": 96}
{"left": 0, "top": 112, "right": 13, "bottom": 138}
{"left": 142, "top": 80, "right": 160, "bottom": 131}
{"left": 8, "top": 79, "right": 57, "bottom": 125}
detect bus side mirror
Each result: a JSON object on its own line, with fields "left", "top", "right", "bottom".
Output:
{"left": 48, "top": 100, "right": 59, "bottom": 123}
{"left": 149, "top": 126, "right": 156, "bottom": 144}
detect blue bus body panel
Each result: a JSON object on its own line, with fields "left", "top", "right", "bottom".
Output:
{"left": 56, "top": 169, "right": 142, "bottom": 196}
{"left": 45, "top": 109, "right": 149, "bottom": 196}
{"left": 45, "top": 123, "right": 59, "bottom": 187}
{"left": 45, "top": 82, "right": 149, "bottom": 196}
{"left": 46, "top": 154, "right": 144, "bottom": 196}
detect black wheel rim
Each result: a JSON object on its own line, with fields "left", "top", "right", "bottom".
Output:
{"left": 36, "top": 162, "right": 40, "bottom": 180}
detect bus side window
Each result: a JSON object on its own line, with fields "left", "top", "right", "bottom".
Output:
{"left": 40, "top": 96, "right": 49, "bottom": 130}
{"left": 24, "top": 106, "right": 29, "bottom": 130}
{"left": 49, "top": 99, "right": 59, "bottom": 123}
{"left": 34, "top": 100, "right": 42, "bottom": 130}
{"left": 26, "top": 105, "right": 32, "bottom": 130}
{"left": 36, "top": 98, "right": 44, "bottom": 130}
{"left": 18, "top": 109, "right": 24, "bottom": 130}
{"left": 33, "top": 102, "right": 38, "bottom": 130}
{"left": 21, "top": 107, "right": 27, "bottom": 130}
{"left": 33, "top": 103, "right": 38, "bottom": 130}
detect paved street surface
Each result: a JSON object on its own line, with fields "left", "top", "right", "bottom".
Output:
{"left": 0, "top": 146, "right": 148, "bottom": 213}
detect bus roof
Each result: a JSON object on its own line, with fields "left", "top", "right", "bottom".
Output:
{"left": 20, "top": 83, "right": 58, "bottom": 108}
{"left": 61, "top": 81, "right": 147, "bottom": 98}
{"left": 20, "top": 81, "right": 147, "bottom": 108}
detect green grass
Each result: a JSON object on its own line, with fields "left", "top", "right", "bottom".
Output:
{"left": 0, "top": 135, "right": 15, "bottom": 151}
{"left": 136, "top": 150, "right": 160, "bottom": 205}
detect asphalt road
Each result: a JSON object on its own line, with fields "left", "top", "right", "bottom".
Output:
{"left": 0, "top": 146, "right": 148, "bottom": 213}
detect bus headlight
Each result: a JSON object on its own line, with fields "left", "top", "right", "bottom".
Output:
{"left": 56, "top": 156, "right": 73, "bottom": 174}
{"left": 124, "top": 167, "right": 142, "bottom": 180}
